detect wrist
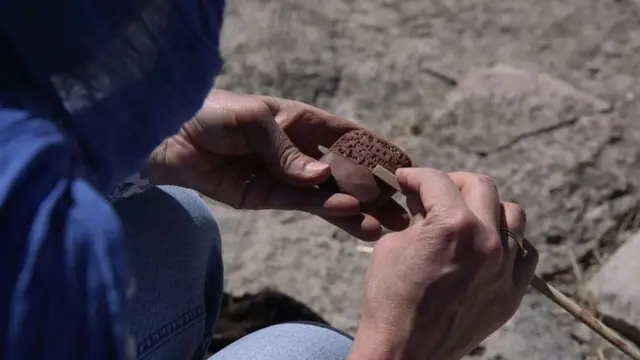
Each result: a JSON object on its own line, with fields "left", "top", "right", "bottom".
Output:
{"left": 347, "top": 327, "right": 401, "bottom": 360}
{"left": 348, "top": 317, "right": 457, "bottom": 360}
{"left": 348, "top": 319, "right": 418, "bottom": 360}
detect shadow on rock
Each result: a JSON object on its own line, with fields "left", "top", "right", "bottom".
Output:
{"left": 209, "top": 288, "right": 331, "bottom": 354}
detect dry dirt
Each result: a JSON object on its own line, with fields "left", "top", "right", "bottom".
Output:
{"left": 207, "top": 1, "right": 640, "bottom": 358}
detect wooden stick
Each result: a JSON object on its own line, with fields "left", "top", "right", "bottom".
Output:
{"left": 368, "top": 164, "right": 640, "bottom": 359}
{"left": 530, "top": 276, "right": 640, "bottom": 359}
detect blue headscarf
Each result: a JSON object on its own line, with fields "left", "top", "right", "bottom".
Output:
{"left": 0, "top": 0, "right": 226, "bottom": 358}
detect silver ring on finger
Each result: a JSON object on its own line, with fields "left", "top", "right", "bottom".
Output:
{"left": 500, "top": 228, "right": 528, "bottom": 257}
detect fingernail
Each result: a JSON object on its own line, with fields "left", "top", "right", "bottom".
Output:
{"left": 305, "top": 161, "right": 329, "bottom": 174}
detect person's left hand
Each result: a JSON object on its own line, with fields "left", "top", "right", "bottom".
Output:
{"left": 144, "top": 90, "right": 410, "bottom": 241}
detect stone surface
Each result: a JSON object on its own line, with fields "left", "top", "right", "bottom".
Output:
{"left": 210, "top": 1, "right": 640, "bottom": 358}
{"left": 421, "top": 65, "right": 640, "bottom": 275}
{"left": 466, "top": 295, "right": 582, "bottom": 360}
{"left": 208, "top": 201, "right": 370, "bottom": 334}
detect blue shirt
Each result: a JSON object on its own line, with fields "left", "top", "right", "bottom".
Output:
{"left": 0, "top": 1, "right": 226, "bottom": 359}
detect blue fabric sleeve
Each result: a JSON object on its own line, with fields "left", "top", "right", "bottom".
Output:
{"left": 0, "top": 105, "right": 130, "bottom": 360}
{"left": 0, "top": 0, "right": 227, "bottom": 358}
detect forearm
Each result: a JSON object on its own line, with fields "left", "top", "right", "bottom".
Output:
{"left": 347, "top": 327, "right": 404, "bottom": 360}
{"left": 347, "top": 316, "right": 468, "bottom": 360}
{"left": 347, "top": 317, "right": 420, "bottom": 360}
{"left": 348, "top": 332, "right": 463, "bottom": 360}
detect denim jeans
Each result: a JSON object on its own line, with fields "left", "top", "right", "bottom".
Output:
{"left": 114, "top": 185, "right": 353, "bottom": 360}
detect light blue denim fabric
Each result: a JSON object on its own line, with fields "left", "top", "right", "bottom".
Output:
{"left": 114, "top": 185, "right": 353, "bottom": 360}
{"left": 208, "top": 323, "right": 353, "bottom": 360}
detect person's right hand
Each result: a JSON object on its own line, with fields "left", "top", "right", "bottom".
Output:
{"left": 347, "top": 168, "right": 539, "bottom": 360}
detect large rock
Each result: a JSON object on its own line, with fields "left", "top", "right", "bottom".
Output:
{"left": 398, "top": 65, "right": 640, "bottom": 275}
{"left": 587, "top": 231, "right": 640, "bottom": 359}
{"left": 589, "top": 231, "right": 640, "bottom": 325}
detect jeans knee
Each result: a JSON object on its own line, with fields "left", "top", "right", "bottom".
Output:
{"left": 155, "top": 186, "right": 224, "bottom": 351}
{"left": 210, "top": 323, "right": 353, "bottom": 360}
{"left": 157, "top": 185, "right": 222, "bottom": 251}
{"left": 156, "top": 186, "right": 224, "bottom": 297}
{"left": 118, "top": 185, "right": 225, "bottom": 360}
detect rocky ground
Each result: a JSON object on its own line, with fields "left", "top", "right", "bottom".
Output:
{"left": 206, "top": 1, "right": 640, "bottom": 358}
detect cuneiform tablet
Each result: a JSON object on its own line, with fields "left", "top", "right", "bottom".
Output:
{"left": 318, "top": 129, "right": 412, "bottom": 212}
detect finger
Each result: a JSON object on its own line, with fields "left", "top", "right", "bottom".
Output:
{"left": 322, "top": 213, "right": 383, "bottom": 242}
{"left": 255, "top": 96, "right": 365, "bottom": 157}
{"left": 501, "top": 202, "right": 538, "bottom": 293}
{"left": 405, "top": 193, "right": 425, "bottom": 220}
{"left": 502, "top": 202, "right": 526, "bottom": 236}
{"left": 449, "top": 172, "right": 501, "bottom": 230}
{"left": 367, "top": 198, "right": 411, "bottom": 232}
{"left": 238, "top": 114, "right": 331, "bottom": 187}
{"left": 513, "top": 240, "right": 538, "bottom": 294}
{"left": 202, "top": 164, "right": 361, "bottom": 216}
{"left": 500, "top": 202, "right": 526, "bottom": 268}
{"left": 242, "top": 176, "right": 362, "bottom": 217}
{"left": 396, "top": 168, "right": 467, "bottom": 216}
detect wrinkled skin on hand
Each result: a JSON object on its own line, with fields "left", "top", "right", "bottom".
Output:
{"left": 145, "top": 90, "right": 410, "bottom": 241}
{"left": 347, "top": 169, "right": 539, "bottom": 360}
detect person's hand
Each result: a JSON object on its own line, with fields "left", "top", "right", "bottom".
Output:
{"left": 347, "top": 169, "right": 539, "bottom": 360}
{"left": 144, "top": 90, "right": 410, "bottom": 240}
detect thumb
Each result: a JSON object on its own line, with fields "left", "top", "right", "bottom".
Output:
{"left": 242, "top": 115, "right": 331, "bottom": 186}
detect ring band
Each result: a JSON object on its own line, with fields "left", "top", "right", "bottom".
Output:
{"left": 500, "top": 228, "right": 528, "bottom": 256}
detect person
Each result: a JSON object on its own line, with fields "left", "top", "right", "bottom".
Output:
{"left": 0, "top": 1, "right": 539, "bottom": 360}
